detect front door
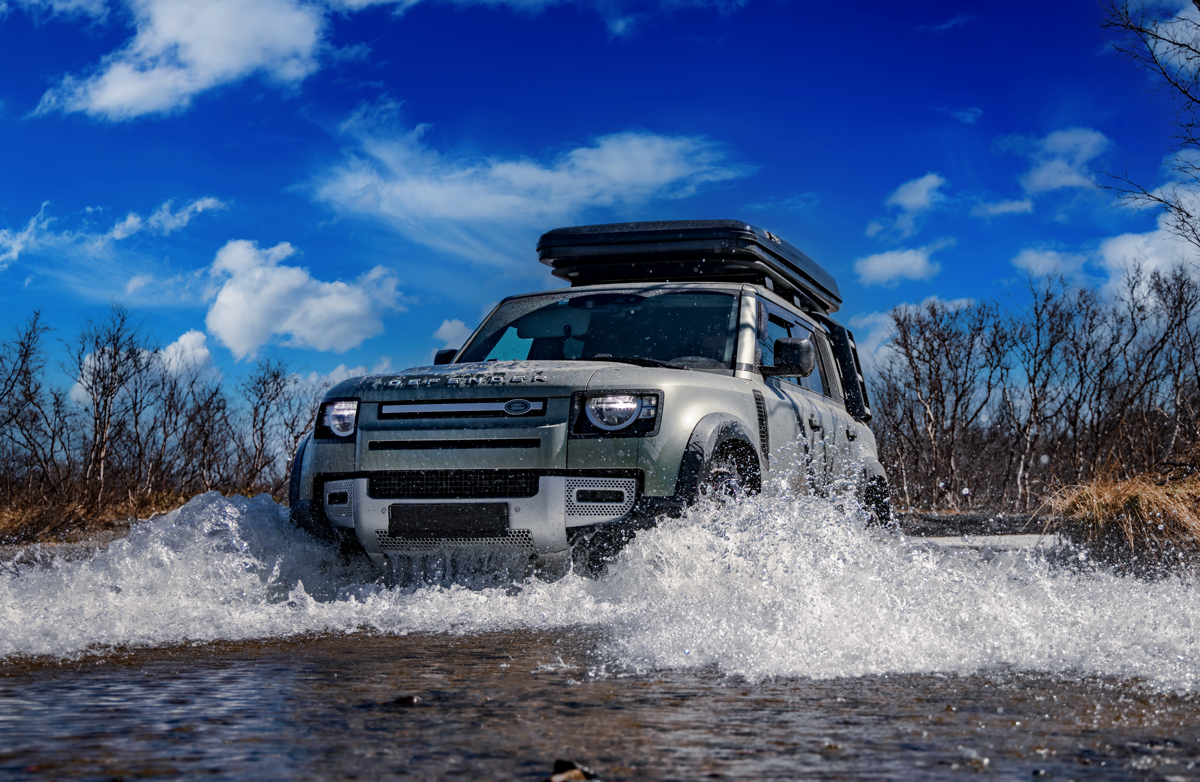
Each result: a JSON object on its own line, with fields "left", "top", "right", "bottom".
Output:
{"left": 757, "top": 302, "right": 819, "bottom": 491}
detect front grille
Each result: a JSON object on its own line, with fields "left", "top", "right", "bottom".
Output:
{"left": 378, "top": 399, "right": 546, "bottom": 419}
{"left": 368, "top": 438, "right": 541, "bottom": 451}
{"left": 375, "top": 529, "right": 536, "bottom": 552}
{"left": 367, "top": 470, "right": 543, "bottom": 499}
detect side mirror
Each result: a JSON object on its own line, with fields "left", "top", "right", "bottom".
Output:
{"left": 761, "top": 337, "right": 815, "bottom": 377}
{"left": 434, "top": 348, "right": 457, "bottom": 365}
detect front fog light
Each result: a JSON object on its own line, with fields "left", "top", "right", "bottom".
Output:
{"left": 325, "top": 400, "right": 359, "bottom": 437}
{"left": 585, "top": 395, "right": 642, "bottom": 431}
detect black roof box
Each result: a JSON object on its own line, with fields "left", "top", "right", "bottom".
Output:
{"left": 536, "top": 219, "right": 841, "bottom": 314}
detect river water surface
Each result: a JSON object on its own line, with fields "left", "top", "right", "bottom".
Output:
{"left": 3, "top": 491, "right": 1200, "bottom": 779}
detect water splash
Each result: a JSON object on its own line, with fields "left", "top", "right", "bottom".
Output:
{"left": 1, "top": 491, "right": 1198, "bottom": 690}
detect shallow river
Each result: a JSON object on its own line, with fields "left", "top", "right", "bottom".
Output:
{"left": 4, "top": 492, "right": 1200, "bottom": 779}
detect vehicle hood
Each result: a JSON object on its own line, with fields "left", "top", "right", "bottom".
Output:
{"left": 328, "top": 361, "right": 605, "bottom": 402}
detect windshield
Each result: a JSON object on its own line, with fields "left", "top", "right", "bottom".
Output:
{"left": 458, "top": 290, "right": 740, "bottom": 370}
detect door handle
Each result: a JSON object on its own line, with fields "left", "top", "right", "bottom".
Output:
{"left": 808, "top": 414, "right": 822, "bottom": 430}
{"left": 846, "top": 428, "right": 857, "bottom": 441}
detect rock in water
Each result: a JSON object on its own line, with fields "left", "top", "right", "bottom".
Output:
{"left": 546, "top": 759, "right": 596, "bottom": 781}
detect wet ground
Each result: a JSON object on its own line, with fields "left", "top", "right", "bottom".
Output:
{"left": 3, "top": 630, "right": 1200, "bottom": 780}
{"left": 5, "top": 492, "right": 1200, "bottom": 780}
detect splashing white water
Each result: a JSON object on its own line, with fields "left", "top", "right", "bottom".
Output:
{"left": 1, "top": 491, "right": 1198, "bottom": 690}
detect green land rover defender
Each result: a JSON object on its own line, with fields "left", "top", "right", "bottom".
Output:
{"left": 288, "top": 220, "right": 889, "bottom": 577}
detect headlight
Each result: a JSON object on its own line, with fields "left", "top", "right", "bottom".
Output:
{"left": 572, "top": 392, "right": 661, "bottom": 438}
{"left": 324, "top": 400, "right": 359, "bottom": 438}
{"left": 585, "top": 395, "right": 643, "bottom": 431}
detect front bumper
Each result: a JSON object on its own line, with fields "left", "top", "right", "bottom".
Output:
{"left": 319, "top": 473, "right": 640, "bottom": 575}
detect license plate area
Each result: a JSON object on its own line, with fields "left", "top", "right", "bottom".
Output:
{"left": 387, "top": 503, "right": 509, "bottom": 539}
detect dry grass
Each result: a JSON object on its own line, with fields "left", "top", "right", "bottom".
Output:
{"left": 1048, "top": 465, "right": 1200, "bottom": 570}
{"left": 0, "top": 490, "right": 199, "bottom": 545}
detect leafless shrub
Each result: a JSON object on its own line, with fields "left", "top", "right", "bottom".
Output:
{"left": 0, "top": 305, "right": 330, "bottom": 542}
{"left": 871, "top": 265, "right": 1200, "bottom": 514}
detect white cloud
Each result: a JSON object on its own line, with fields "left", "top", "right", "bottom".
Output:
{"left": 312, "top": 104, "right": 747, "bottom": 263}
{"left": 849, "top": 296, "right": 975, "bottom": 370}
{"left": 69, "top": 329, "right": 223, "bottom": 405}
{"left": 1097, "top": 209, "right": 1200, "bottom": 292}
{"left": 0, "top": 197, "right": 222, "bottom": 273}
{"left": 854, "top": 238, "right": 953, "bottom": 287}
{"left": 1011, "top": 247, "right": 1089, "bottom": 277}
{"left": 9, "top": 0, "right": 106, "bottom": 18}
{"left": 36, "top": 0, "right": 324, "bottom": 120}
{"left": 1141, "top": 3, "right": 1200, "bottom": 78}
{"left": 0, "top": 203, "right": 51, "bottom": 269}
{"left": 108, "top": 212, "right": 144, "bottom": 241}
{"left": 148, "top": 196, "right": 227, "bottom": 233}
{"left": 1004, "top": 185, "right": 1200, "bottom": 291}
{"left": 104, "top": 196, "right": 226, "bottom": 241}
{"left": 161, "top": 329, "right": 222, "bottom": 382}
{"left": 204, "top": 239, "right": 407, "bottom": 360}
{"left": 125, "top": 273, "right": 153, "bottom": 294}
{"left": 888, "top": 172, "right": 947, "bottom": 213}
{"left": 296, "top": 356, "right": 394, "bottom": 389}
{"left": 868, "top": 172, "right": 948, "bottom": 239}
{"left": 971, "top": 198, "right": 1033, "bottom": 217}
{"left": 433, "top": 318, "right": 473, "bottom": 348}
{"left": 846, "top": 310, "right": 894, "bottom": 371}
{"left": 999, "top": 127, "right": 1111, "bottom": 195}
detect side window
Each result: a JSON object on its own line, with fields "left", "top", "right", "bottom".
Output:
{"left": 790, "top": 322, "right": 827, "bottom": 395}
{"left": 758, "top": 308, "right": 798, "bottom": 386}
{"left": 760, "top": 299, "right": 836, "bottom": 397}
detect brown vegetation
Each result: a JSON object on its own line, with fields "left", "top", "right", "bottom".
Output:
{"left": 1048, "top": 465, "right": 1200, "bottom": 569}
{"left": 0, "top": 306, "right": 329, "bottom": 543}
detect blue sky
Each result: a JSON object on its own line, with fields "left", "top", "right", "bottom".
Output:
{"left": 0, "top": 0, "right": 1193, "bottom": 383}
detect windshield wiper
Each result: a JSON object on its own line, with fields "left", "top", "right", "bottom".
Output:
{"left": 585, "top": 355, "right": 691, "bottom": 370}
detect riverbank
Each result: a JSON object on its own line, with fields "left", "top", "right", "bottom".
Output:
{"left": 0, "top": 507, "right": 1058, "bottom": 568}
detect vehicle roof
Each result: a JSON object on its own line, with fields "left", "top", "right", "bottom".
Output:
{"left": 536, "top": 219, "right": 841, "bottom": 314}
{"left": 496, "top": 280, "right": 749, "bottom": 303}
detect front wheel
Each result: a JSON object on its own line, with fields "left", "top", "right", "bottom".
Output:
{"left": 697, "top": 444, "right": 760, "bottom": 504}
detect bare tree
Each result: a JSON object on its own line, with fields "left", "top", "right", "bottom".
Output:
{"left": 1102, "top": 1, "right": 1200, "bottom": 250}
{"left": 0, "top": 312, "right": 48, "bottom": 432}
{"left": 65, "top": 306, "right": 155, "bottom": 508}
{"left": 876, "top": 298, "right": 1008, "bottom": 510}
{"left": 233, "top": 358, "right": 327, "bottom": 495}
{"left": 999, "top": 278, "right": 1072, "bottom": 511}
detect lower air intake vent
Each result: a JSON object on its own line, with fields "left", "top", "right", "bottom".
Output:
{"left": 565, "top": 477, "right": 637, "bottom": 518}
{"left": 322, "top": 479, "right": 355, "bottom": 521}
{"left": 368, "top": 470, "right": 542, "bottom": 499}
{"left": 375, "top": 529, "right": 536, "bottom": 552}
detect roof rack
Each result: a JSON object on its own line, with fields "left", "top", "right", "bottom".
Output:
{"left": 536, "top": 219, "right": 842, "bottom": 314}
